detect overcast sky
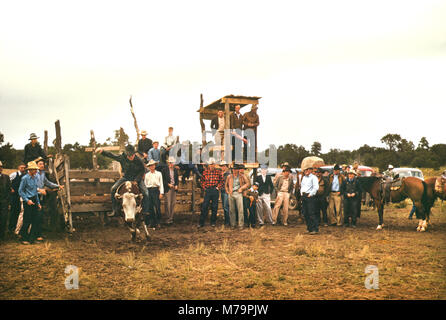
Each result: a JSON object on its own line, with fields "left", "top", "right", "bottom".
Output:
{"left": 1, "top": 0, "right": 445, "bottom": 153}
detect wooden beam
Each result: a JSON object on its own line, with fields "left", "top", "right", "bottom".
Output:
{"left": 63, "top": 155, "right": 74, "bottom": 233}
{"left": 224, "top": 102, "right": 230, "bottom": 130}
{"left": 85, "top": 146, "right": 121, "bottom": 152}
{"left": 221, "top": 97, "right": 259, "bottom": 105}
{"left": 44, "top": 130, "right": 48, "bottom": 155}
{"left": 71, "top": 202, "right": 112, "bottom": 213}
{"left": 69, "top": 181, "right": 115, "bottom": 196}
{"left": 70, "top": 195, "right": 111, "bottom": 204}
{"left": 69, "top": 170, "right": 120, "bottom": 180}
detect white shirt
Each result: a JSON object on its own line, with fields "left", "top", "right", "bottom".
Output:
{"left": 164, "top": 134, "right": 178, "bottom": 149}
{"left": 144, "top": 170, "right": 164, "bottom": 194}
{"left": 300, "top": 173, "right": 319, "bottom": 197}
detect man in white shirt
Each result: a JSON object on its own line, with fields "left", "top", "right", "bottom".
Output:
{"left": 144, "top": 159, "right": 164, "bottom": 229}
{"left": 300, "top": 166, "right": 319, "bottom": 234}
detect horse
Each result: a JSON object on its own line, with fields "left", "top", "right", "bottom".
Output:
{"left": 115, "top": 181, "right": 150, "bottom": 242}
{"left": 358, "top": 176, "right": 431, "bottom": 232}
{"left": 424, "top": 177, "right": 446, "bottom": 202}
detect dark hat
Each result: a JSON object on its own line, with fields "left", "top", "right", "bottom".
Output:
{"left": 125, "top": 144, "right": 136, "bottom": 156}
{"left": 333, "top": 164, "right": 340, "bottom": 171}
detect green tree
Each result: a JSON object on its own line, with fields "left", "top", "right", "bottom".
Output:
{"left": 380, "top": 133, "right": 401, "bottom": 151}
{"left": 417, "top": 137, "right": 429, "bottom": 150}
{"left": 311, "top": 141, "right": 322, "bottom": 156}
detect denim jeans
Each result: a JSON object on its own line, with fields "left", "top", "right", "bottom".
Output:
{"left": 199, "top": 188, "right": 219, "bottom": 226}
{"left": 221, "top": 191, "right": 230, "bottom": 225}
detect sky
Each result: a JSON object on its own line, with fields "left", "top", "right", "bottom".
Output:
{"left": 1, "top": 0, "right": 445, "bottom": 153}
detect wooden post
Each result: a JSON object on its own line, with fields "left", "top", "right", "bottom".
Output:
{"left": 191, "top": 173, "right": 195, "bottom": 213}
{"left": 129, "top": 96, "right": 140, "bottom": 145}
{"left": 199, "top": 94, "right": 206, "bottom": 147}
{"left": 64, "top": 155, "right": 74, "bottom": 233}
{"left": 90, "top": 130, "right": 98, "bottom": 170}
{"left": 44, "top": 130, "right": 48, "bottom": 155}
{"left": 55, "top": 120, "right": 62, "bottom": 154}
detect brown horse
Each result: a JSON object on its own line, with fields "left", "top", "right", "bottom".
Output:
{"left": 358, "top": 176, "right": 431, "bottom": 231}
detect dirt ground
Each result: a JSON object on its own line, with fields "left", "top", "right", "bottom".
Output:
{"left": 1, "top": 204, "right": 445, "bottom": 300}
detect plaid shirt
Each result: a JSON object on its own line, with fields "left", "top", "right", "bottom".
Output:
{"left": 201, "top": 167, "right": 224, "bottom": 190}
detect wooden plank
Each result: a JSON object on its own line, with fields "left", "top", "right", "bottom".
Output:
{"left": 90, "top": 130, "right": 98, "bottom": 170}
{"left": 70, "top": 195, "right": 111, "bottom": 204}
{"left": 221, "top": 97, "right": 259, "bottom": 105}
{"left": 69, "top": 170, "right": 120, "bottom": 180}
{"left": 71, "top": 202, "right": 112, "bottom": 213}
{"left": 70, "top": 181, "right": 114, "bottom": 196}
{"left": 85, "top": 146, "right": 121, "bottom": 152}
{"left": 55, "top": 120, "right": 62, "bottom": 154}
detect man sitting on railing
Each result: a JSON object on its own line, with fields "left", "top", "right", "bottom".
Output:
{"left": 96, "top": 145, "right": 147, "bottom": 217}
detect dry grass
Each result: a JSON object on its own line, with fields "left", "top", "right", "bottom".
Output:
{"left": 0, "top": 206, "right": 445, "bottom": 300}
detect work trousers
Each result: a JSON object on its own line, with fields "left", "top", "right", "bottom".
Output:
{"left": 344, "top": 197, "right": 359, "bottom": 226}
{"left": 19, "top": 196, "right": 42, "bottom": 243}
{"left": 220, "top": 191, "right": 230, "bottom": 225}
{"left": 302, "top": 196, "right": 318, "bottom": 232}
{"left": 328, "top": 192, "right": 343, "bottom": 226}
{"left": 258, "top": 193, "right": 273, "bottom": 224}
{"left": 199, "top": 188, "right": 219, "bottom": 226}
{"left": 145, "top": 187, "right": 161, "bottom": 227}
{"left": 164, "top": 189, "right": 176, "bottom": 224}
{"left": 272, "top": 192, "right": 290, "bottom": 224}
{"left": 228, "top": 191, "right": 244, "bottom": 227}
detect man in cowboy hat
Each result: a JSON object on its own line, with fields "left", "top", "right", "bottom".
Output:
{"left": 18, "top": 161, "right": 42, "bottom": 244}
{"left": 327, "top": 164, "right": 346, "bottom": 226}
{"left": 274, "top": 162, "right": 290, "bottom": 183}
{"left": 225, "top": 163, "right": 250, "bottom": 229}
{"left": 23, "top": 133, "right": 50, "bottom": 164}
{"left": 144, "top": 159, "right": 164, "bottom": 229}
{"left": 8, "top": 162, "right": 26, "bottom": 235}
{"left": 198, "top": 158, "right": 224, "bottom": 228}
{"left": 242, "top": 104, "right": 259, "bottom": 162}
{"left": 137, "top": 130, "right": 153, "bottom": 163}
{"left": 300, "top": 165, "right": 319, "bottom": 234}
{"left": 272, "top": 165, "right": 294, "bottom": 226}
{"left": 341, "top": 170, "right": 362, "bottom": 228}
{"left": 163, "top": 156, "right": 179, "bottom": 225}
{"left": 0, "top": 161, "right": 12, "bottom": 241}
{"left": 96, "top": 144, "right": 147, "bottom": 217}
{"left": 255, "top": 164, "right": 274, "bottom": 225}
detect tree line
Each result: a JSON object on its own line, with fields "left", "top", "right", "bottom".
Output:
{"left": 1, "top": 131, "right": 445, "bottom": 171}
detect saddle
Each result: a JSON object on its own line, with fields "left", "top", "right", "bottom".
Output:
{"left": 390, "top": 177, "right": 403, "bottom": 191}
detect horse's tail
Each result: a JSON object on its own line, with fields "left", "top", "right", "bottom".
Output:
{"left": 421, "top": 180, "right": 430, "bottom": 214}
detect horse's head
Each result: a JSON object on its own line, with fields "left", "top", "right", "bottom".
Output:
{"left": 115, "top": 181, "right": 143, "bottom": 222}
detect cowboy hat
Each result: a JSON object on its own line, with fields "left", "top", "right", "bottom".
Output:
{"left": 333, "top": 164, "right": 340, "bottom": 171}
{"left": 207, "top": 157, "right": 216, "bottom": 165}
{"left": 29, "top": 133, "right": 39, "bottom": 140}
{"left": 27, "top": 161, "right": 39, "bottom": 170}
{"left": 147, "top": 159, "right": 157, "bottom": 166}
{"left": 347, "top": 170, "right": 357, "bottom": 176}
{"left": 125, "top": 145, "right": 136, "bottom": 156}
{"left": 281, "top": 162, "right": 289, "bottom": 167}
{"left": 388, "top": 164, "right": 394, "bottom": 169}
{"left": 140, "top": 130, "right": 147, "bottom": 136}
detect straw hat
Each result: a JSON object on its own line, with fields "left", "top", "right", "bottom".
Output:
{"left": 147, "top": 159, "right": 157, "bottom": 166}
{"left": 29, "top": 133, "right": 39, "bottom": 140}
{"left": 140, "top": 130, "right": 147, "bottom": 136}
{"left": 27, "top": 161, "right": 39, "bottom": 170}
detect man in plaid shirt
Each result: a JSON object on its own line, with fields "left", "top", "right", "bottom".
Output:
{"left": 198, "top": 158, "right": 224, "bottom": 228}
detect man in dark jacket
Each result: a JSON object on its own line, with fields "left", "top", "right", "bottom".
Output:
{"left": 9, "top": 163, "right": 26, "bottom": 234}
{"left": 255, "top": 165, "right": 274, "bottom": 225}
{"left": 162, "top": 157, "right": 179, "bottom": 225}
{"left": 341, "top": 171, "right": 362, "bottom": 228}
{"left": 137, "top": 130, "right": 153, "bottom": 163}
{"left": 96, "top": 145, "right": 147, "bottom": 216}
{"left": 0, "top": 161, "right": 12, "bottom": 241}
{"left": 315, "top": 168, "right": 330, "bottom": 227}
{"left": 23, "top": 133, "right": 49, "bottom": 164}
